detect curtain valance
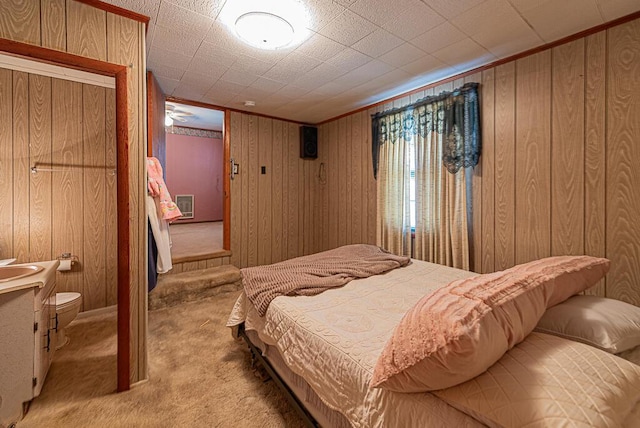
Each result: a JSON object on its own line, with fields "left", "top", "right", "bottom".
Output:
{"left": 371, "top": 82, "right": 480, "bottom": 177}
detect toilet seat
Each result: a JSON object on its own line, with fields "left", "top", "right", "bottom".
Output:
{"left": 56, "top": 292, "right": 81, "bottom": 309}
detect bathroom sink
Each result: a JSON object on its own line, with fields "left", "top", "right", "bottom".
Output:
{"left": 0, "top": 265, "right": 44, "bottom": 282}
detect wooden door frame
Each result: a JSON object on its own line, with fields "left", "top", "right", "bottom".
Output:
{"left": 0, "top": 38, "right": 132, "bottom": 392}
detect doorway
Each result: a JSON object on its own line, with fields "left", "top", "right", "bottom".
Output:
{"left": 163, "top": 100, "right": 227, "bottom": 261}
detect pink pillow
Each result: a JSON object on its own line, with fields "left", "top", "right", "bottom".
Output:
{"left": 370, "top": 256, "right": 610, "bottom": 392}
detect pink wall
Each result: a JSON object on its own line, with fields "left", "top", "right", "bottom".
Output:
{"left": 165, "top": 133, "right": 223, "bottom": 222}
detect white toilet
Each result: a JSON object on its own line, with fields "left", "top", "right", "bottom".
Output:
{"left": 55, "top": 292, "right": 82, "bottom": 349}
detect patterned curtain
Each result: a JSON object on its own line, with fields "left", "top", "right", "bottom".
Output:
{"left": 372, "top": 82, "right": 480, "bottom": 178}
{"left": 413, "top": 101, "right": 470, "bottom": 269}
{"left": 371, "top": 83, "right": 479, "bottom": 266}
{"left": 375, "top": 110, "right": 412, "bottom": 257}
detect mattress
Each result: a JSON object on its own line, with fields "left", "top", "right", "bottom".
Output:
{"left": 228, "top": 259, "right": 640, "bottom": 427}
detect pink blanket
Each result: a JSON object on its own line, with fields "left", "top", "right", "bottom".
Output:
{"left": 242, "top": 244, "right": 411, "bottom": 316}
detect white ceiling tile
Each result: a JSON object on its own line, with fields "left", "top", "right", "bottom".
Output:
{"left": 239, "top": 46, "right": 294, "bottom": 65}
{"left": 508, "top": 0, "right": 550, "bottom": 13}
{"left": 334, "top": 0, "right": 359, "bottom": 6}
{"left": 202, "top": 86, "right": 237, "bottom": 104}
{"left": 262, "top": 52, "right": 322, "bottom": 82}
{"left": 163, "top": 0, "right": 225, "bottom": 19}
{"left": 145, "top": 22, "right": 156, "bottom": 56}
{"left": 212, "top": 79, "right": 247, "bottom": 93}
{"left": 331, "top": 59, "right": 394, "bottom": 87}
{"left": 274, "top": 84, "right": 313, "bottom": 98}
{"left": 192, "top": 42, "right": 237, "bottom": 67}
{"left": 151, "top": 25, "right": 203, "bottom": 57}
{"left": 431, "top": 38, "right": 497, "bottom": 71}
{"left": 451, "top": 0, "right": 522, "bottom": 37}
{"left": 596, "top": 0, "right": 640, "bottom": 21}
{"left": 325, "top": 47, "right": 372, "bottom": 72}
{"left": 249, "top": 77, "right": 286, "bottom": 94}
{"left": 349, "top": 0, "right": 416, "bottom": 26}
{"left": 318, "top": 9, "right": 377, "bottom": 45}
{"left": 410, "top": 22, "right": 468, "bottom": 54}
{"left": 235, "top": 87, "right": 273, "bottom": 102}
{"left": 379, "top": 43, "right": 427, "bottom": 67}
{"left": 352, "top": 28, "right": 404, "bottom": 57}
{"left": 311, "top": 81, "right": 348, "bottom": 95}
{"left": 304, "top": 0, "right": 347, "bottom": 31}
{"left": 155, "top": 76, "right": 181, "bottom": 95}
{"left": 425, "top": 0, "right": 486, "bottom": 20}
{"left": 172, "top": 83, "right": 208, "bottom": 101}
{"left": 156, "top": 2, "right": 213, "bottom": 37}
{"left": 230, "top": 55, "right": 275, "bottom": 75}
{"left": 147, "top": 46, "right": 193, "bottom": 69}
{"left": 472, "top": 19, "right": 543, "bottom": 58}
{"left": 381, "top": 1, "right": 445, "bottom": 41}
{"left": 220, "top": 68, "right": 259, "bottom": 86}
{"left": 104, "top": 0, "right": 160, "bottom": 23}
{"left": 519, "top": 0, "right": 604, "bottom": 42}
{"left": 400, "top": 54, "right": 447, "bottom": 75}
{"left": 148, "top": 63, "right": 186, "bottom": 81}
{"left": 294, "top": 33, "right": 347, "bottom": 61}
{"left": 187, "top": 58, "right": 229, "bottom": 78}
{"left": 178, "top": 72, "right": 216, "bottom": 93}
{"left": 293, "top": 63, "right": 346, "bottom": 87}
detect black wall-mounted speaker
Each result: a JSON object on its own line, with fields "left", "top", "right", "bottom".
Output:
{"left": 300, "top": 126, "right": 318, "bottom": 159}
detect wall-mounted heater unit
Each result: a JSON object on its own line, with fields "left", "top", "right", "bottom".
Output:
{"left": 175, "top": 195, "right": 194, "bottom": 219}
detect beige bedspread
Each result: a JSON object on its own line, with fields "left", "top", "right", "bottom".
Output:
{"left": 228, "top": 258, "right": 640, "bottom": 427}
{"left": 241, "top": 244, "right": 410, "bottom": 316}
{"left": 229, "top": 259, "right": 482, "bottom": 427}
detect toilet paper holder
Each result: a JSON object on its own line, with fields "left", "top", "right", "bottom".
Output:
{"left": 57, "top": 253, "right": 79, "bottom": 271}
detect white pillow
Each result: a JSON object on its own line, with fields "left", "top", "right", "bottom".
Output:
{"left": 535, "top": 295, "right": 640, "bottom": 353}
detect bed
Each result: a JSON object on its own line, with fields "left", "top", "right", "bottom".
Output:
{"left": 227, "top": 245, "right": 640, "bottom": 427}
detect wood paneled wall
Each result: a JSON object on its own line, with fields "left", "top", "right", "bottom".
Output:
{"left": 228, "top": 110, "right": 378, "bottom": 268}
{"left": 316, "top": 18, "right": 640, "bottom": 306}
{"left": 0, "top": 0, "right": 147, "bottom": 383}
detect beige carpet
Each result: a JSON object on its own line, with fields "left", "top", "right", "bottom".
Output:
{"left": 170, "top": 222, "right": 224, "bottom": 260}
{"left": 18, "top": 290, "right": 304, "bottom": 428}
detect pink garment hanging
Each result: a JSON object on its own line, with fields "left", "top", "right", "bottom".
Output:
{"left": 147, "top": 157, "right": 182, "bottom": 222}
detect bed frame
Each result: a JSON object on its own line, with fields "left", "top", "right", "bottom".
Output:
{"left": 238, "top": 323, "right": 318, "bottom": 427}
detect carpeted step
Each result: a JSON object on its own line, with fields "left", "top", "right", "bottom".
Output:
{"left": 150, "top": 264, "right": 242, "bottom": 310}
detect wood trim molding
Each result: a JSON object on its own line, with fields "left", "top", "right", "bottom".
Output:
{"left": 114, "top": 68, "right": 131, "bottom": 393}
{"left": 223, "top": 110, "right": 231, "bottom": 251}
{"left": 0, "top": 37, "right": 132, "bottom": 392}
{"left": 317, "top": 10, "right": 640, "bottom": 125}
{"left": 73, "top": 0, "right": 150, "bottom": 26}
{"left": 0, "top": 39, "right": 121, "bottom": 76}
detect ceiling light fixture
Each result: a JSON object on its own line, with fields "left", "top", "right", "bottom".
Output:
{"left": 165, "top": 114, "right": 173, "bottom": 127}
{"left": 235, "top": 12, "right": 294, "bottom": 50}
{"left": 220, "top": 0, "right": 309, "bottom": 50}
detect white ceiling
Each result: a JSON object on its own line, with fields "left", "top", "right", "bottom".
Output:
{"left": 104, "top": 0, "right": 640, "bottom": 124}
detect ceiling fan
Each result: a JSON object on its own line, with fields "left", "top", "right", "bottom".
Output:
{"left": 165, "top": 103, "right": 194, "bottom": 125}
